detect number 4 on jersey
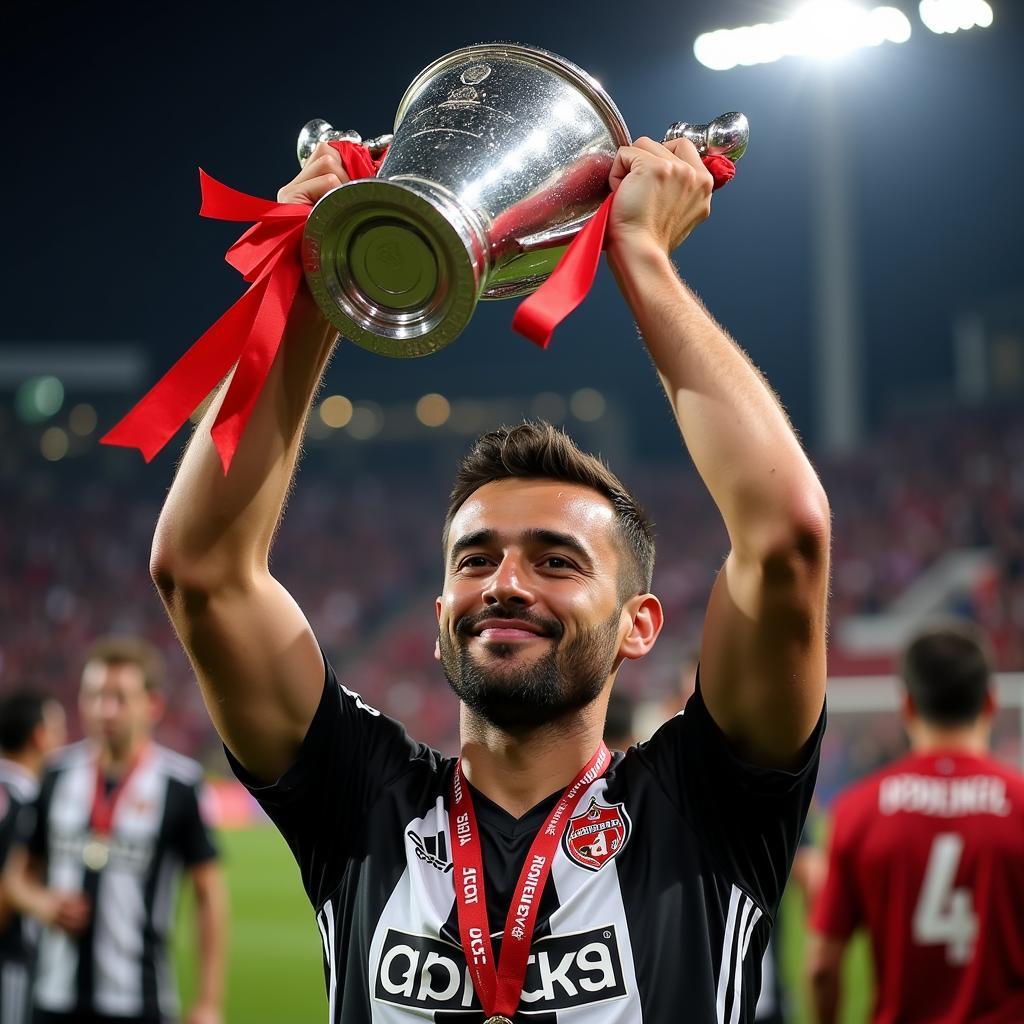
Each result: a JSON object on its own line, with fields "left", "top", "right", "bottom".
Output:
{"left": 912, "top": 832, "right": 978, "bottom": 965}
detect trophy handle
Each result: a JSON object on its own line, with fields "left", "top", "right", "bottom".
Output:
{"left": 297, "top": 118, "right": 394, "bottom": 167}
{"left": 516, "top": 112, "right": 749, "bottom": 254}
{"left": 663, "top": 111, "right": 749, "bottom": 162}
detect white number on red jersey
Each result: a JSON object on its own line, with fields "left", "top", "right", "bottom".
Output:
{"left": 912, "top": 832, "right": 978, "bottom": 965}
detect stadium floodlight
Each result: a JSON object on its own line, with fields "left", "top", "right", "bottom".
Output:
{"left": 694, "top": 1, "right": 912, "bottom": 71}
{"left": 691, "top": 0, "right": 915, "bottom": 451}
{"left": 919, "top": 0, "right": 994, "bottom": 34}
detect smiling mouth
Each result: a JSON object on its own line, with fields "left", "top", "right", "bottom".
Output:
{"left": 476, "top": 627, "right": 549, "bottom": 642}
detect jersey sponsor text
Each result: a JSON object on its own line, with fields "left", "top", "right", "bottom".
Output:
{"left": 374, "top": 925, "right": 627, "bottom": 1012}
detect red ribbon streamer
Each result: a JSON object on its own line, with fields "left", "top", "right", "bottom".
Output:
{"left": 90, "top": 744, "right": 150, "bottom": 835}
{"left": 102, "top": 146, "right": 734, "bottom": 471}
{"left": 511, "top": 153, "right": 736, "bottom": 348}
{"left": 101, "top": 142, "right": 381, "bottom": 473}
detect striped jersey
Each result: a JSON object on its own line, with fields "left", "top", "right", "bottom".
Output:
{"left": 229, "top": 659, "right": 822, "bottom": 1023}
{"left": 1, "top": 760, "right": 39, "bottom": 1024}
{"left": 24, "top": 741, "right": 218, "bottom": 1021}
{"left": 0, "top": 759, "right": 39, "bottom": 965}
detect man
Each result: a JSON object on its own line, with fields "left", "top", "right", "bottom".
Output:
{"left": 4, "top": 638, "right": 227, "bottom": 1024}
{"left": 150, "top": 134, "right": 830, "bottom": 1022}
{"left": 808, "top": 622, "right": 1024, "bottom": 1023}
{"left": 0, "top": 691, "right": 67, "bottom": 1024}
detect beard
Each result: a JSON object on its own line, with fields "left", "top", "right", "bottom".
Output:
{"left": 438, "top": 603, "right": 622, "bottom": 731}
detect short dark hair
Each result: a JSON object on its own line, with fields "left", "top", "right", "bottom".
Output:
{"left": 83, "top": 636, "right": 166, "bottom": 694}
{"left": 0, "top": 690, "right": 51, "bottom": 754}
{"left": 444, "top": 421, "right": 656, "bottom": 597}
{"left": 901, "top": 621, "right": 992, "bottom": 727}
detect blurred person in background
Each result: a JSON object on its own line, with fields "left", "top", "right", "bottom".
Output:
{"left": 150, "top": 134, "right": 829, "bottom": 1022}
{"left": 808, "top": 621, "right": 1024, "bottom": 1023}
{"left": 602, "top": 690, "right": 636, "bottom": 750}
{"left": 0, "top": 691, "right": 66, "bottom": 1024}
{"left": 4, "top": 638, "right": 227, "bottom": 1024}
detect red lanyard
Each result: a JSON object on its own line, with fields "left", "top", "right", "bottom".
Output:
{"left": 89, "top": 744, "right": 148, "bottom": 835}
{"left": 449, "top": 744, "right": 610, "bottom": 1021}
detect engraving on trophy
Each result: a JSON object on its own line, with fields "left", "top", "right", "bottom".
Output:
{"left": 461, "top": 64, "right": 492, "bottom": 85}
{"left": 448, "top": 86, "right": 480, "bottom": 103}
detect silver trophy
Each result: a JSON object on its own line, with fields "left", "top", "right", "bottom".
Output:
{"left": 298, "top": 43, "right": 749, "bottom": 357}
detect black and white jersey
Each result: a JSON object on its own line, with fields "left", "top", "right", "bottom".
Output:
{"left": 1, "top": 760, "right": 39, "bottom": 1024}
{"left": 0, "top": 759, "right": 39, "bottom": 965}
{"left": 24, "top": 742, "right": 218, "bottom": 1021}
{"left": 230, "top": 657, "right": 822, "bottom": 1023}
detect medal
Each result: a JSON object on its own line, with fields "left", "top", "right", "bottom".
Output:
{"left": 82, "top": 835, "right": 110, "bottom": 871}
{"left": 449, "top": 743, "right": 610, "bottom": 1021}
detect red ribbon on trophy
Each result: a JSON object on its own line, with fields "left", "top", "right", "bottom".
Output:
{"left": 101, "top": 145, "right": 734, "bottom": 473}
{"left": 100, "top": 142, "right": 383, "bottom": 473}
{"left": 510, "top": 153, "right": 736, "bottom": 348}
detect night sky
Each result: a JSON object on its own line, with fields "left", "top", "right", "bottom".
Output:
{"left": 4, "top": 0, "right": 1022, "bottom": 455}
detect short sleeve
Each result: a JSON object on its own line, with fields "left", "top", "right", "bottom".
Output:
{"left": 810, "top": 798, "right": 861, "bottom": 939}
{"left": 634, "top": 676, "right": 824, "bottom": 916}
{"left": 224, "top": 652, "right": 440, "bottom": 909}
{"left": 173, "top": 780, "right": 219, "bottom": 867}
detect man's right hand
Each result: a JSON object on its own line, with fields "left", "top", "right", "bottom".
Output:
{"left": 277, "top": 141, "right": 352, "bottom": 205}
{"left": 46, "top": 890, "right": 91, "bottom": 935}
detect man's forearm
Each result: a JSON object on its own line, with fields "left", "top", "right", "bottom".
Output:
{"left": 608, "top": 242, "right": 827, "bottom": 551}
{"left": 4, "top": 850, "right": 51, "bottom": 921}
{"left": 151, "top": 287, "right": 337, "bottom": 585}
{"left": 810, "top": 970, "right": 840, "bottom": 1024}
{"left": 807, "top": 933, "right": 845, "bottom": 1024}
{"left": 193, "top": 870, "right": 228, "bottom": 1011}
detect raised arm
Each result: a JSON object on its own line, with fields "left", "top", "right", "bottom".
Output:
{"left": 606, "top": 137, "right": 830, "bottom": 768}
{"left": 150, "top": 142, "right": 352, "bottom": 781}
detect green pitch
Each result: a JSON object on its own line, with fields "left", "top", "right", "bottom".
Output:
{"left": 176, "top": 827, "right": 874, "bottom": 1024}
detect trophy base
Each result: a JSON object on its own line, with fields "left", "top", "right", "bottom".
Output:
{"left": 302, "top": 178, "right": 486, "bottom": 357}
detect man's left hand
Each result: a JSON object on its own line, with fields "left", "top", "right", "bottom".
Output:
{"left": 605, "top": 137, "right": 714, "bottom": 260}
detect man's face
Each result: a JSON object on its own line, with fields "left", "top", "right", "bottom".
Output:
{"left": 436, "top": 479, "right": 632, "bottom": 731}
{"left": 39, "top": 700, "right": 67, "bottom": 756}
{"left": 79, "top": 661, "right": 153, "bottom": 757}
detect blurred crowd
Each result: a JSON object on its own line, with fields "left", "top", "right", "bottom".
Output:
{"left": 1, "top": 404, "right": 1022, "bottom": 765}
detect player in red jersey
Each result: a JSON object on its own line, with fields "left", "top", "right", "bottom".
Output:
{"left": 808, "top": 621, "right": 1024, "bottom": 1024}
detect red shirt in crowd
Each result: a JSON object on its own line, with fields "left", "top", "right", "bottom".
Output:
{"left": 812, "top": 750, "right": 1024, "bottom": 1023}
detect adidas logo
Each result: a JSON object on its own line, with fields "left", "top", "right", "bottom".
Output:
{"left": 407, "top": 829, "right": 453, "bottom": 873}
